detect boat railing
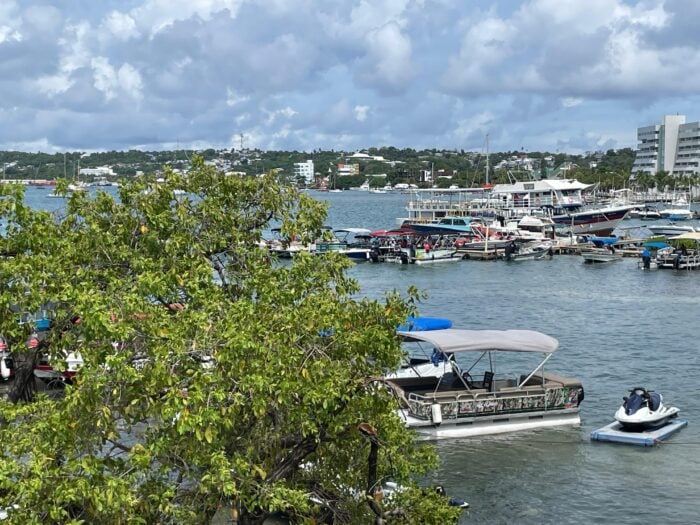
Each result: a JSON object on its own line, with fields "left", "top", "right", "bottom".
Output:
{"left": 406, "top": 384, "right": 578, "bottom": 421}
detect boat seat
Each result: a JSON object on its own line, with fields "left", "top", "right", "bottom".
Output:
{"left": 482, "top": 370, "right": 494, "bottom": 392}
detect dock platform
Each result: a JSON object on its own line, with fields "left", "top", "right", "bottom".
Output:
{"left": 590, "top": 419, "right": 688, "bottom": 446}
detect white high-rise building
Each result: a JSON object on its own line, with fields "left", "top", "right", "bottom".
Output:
{"left": 674, "top": 121, "right": 700, "bottom": 176}
{"left": 632, "top": 114, "right": 700, "bottom": 175}
{"left": 293, "top": 160, "right": 314, "bottom": 185}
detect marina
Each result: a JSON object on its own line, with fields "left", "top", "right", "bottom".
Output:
{"left": 317, "top": 189, "right": 700, "bottom": 524}
{"left": 8, "top": 3, "right": 700, "bottom": 521}
{"left": 4, "top": 186, "right": 700, "bottom": 524}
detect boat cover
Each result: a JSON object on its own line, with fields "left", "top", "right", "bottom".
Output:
{"left": 335, "top": 228, "right": 372, "bottom": 235}
{"left": 643, "top": 241, "right": 669, "bottom": 249}
{"left": 397, "top": 317, "right": 453, "bottom": 332}
{"left": 588, "top": 236, "right": 620, "bottom": 247}
{"left": 396, "top": 329, "right": 559, "bottom": 354}
{"left": 670, "top": 231, "right": 700, "bottom": 241}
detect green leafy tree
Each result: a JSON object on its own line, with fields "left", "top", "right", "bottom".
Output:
{"left": 0, "top": 158, "right": 459, "bottom": 524}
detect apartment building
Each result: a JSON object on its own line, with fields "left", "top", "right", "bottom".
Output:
{"left": 632, "top": 114, "right": 700, "bottom": 175}
{"left": 293, "top": 160, "right": 314, "bottom": 184}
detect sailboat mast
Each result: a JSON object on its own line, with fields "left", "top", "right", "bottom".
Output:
{"left": 485, "top": 134, "right": 490, "bottom": 185}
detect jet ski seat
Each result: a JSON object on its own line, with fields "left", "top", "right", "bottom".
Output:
{"left": 648, "top": 391, "right": 661, "bottom": 411}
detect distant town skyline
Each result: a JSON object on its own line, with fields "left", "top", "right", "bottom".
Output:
{"left": 2, "top": 0, "right": 700, "bottom": 154}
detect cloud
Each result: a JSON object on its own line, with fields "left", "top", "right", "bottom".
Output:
{"left": 102, "top": 11, "right": 139, "bottom": 41}
{"left": 354, "top": 105, "right": 369, "bottom": 121}
{"left": 441, "top": 0, "right": 700, "bottom": 102}
{"left": 356, "top": 22, "right": 414, "bottom": 93}
{"left": 91, "top": 57, "right": 143, "bottom": 101}
{"left": 226, "top": 88, "right": 249, "bottom": 107}
{"left": 128, "top": 0, "right": 243, "bottom": 37}
{"left": 3, "top": 0, "right": 700, "bottom": 154}
{"left": 561, "top": 97, "right": 583, "bottom": 108}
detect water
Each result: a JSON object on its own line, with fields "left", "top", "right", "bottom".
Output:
{"left": 315, "top": 190, "right": 700, "bottom": 525}
{"left": 19, "top": 187, "right": 700, "bottom": 524}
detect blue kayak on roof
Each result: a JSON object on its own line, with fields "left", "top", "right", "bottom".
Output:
{"left": 397, "top": 316, "right": 452, "bottom": 332}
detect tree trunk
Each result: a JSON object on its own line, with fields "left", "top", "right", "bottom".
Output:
{"left": 7, "top": 351, "right": 39, "bottom": 403}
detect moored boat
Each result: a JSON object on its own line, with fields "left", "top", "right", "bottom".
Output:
{"left": 409, "top": 216, "right": 476, "bottom": 235}
{"left": 315, "top": 228, "right": 373, "bottom": 261}
{"left": 580, "top": 237, "right": 623, "bottom": 263}
{"left": 551, "top": 205, "right": 633, "bottom": 237}
{"left": 646, "top": 223, "right": 697, "bottom": 238}
{"left": 386, "top": 328, "right": 584, "bottom": 439}
{"left": 502, "top": 240, "right": 553, "bottom": 261}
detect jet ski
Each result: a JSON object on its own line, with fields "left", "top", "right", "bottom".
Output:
{"left": 614, "top": 387, "right": 679, "bottom": 431}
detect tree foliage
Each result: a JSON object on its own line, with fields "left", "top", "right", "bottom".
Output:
{"left": 0, "top": 157, "right": 459, "bottom": 524}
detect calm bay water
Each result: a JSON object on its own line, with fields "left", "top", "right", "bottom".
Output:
{"left": 23, "top": 186, "right": 700, "bottom": 524}
{"left": 317, "top": 190, "right": 700, "bottom": 525}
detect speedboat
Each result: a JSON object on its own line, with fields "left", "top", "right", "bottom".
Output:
{"left": 646, "top": 224, "right": 697, "bottom": 238}
{"left": 614, "top": 387, "right": 679, "bottom": 431}
{"left": 502, "top": 240, "right": 553, "bottom": 261}
{"left": 580, "top": 236, "right": 623, "bottom": 263}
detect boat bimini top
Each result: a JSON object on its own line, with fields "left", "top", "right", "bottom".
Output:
{"left": 396, "top": 329, "right": 559, "bottom": 354}
{"left": 396, "top": 329, "right": 559, "bottom": 389}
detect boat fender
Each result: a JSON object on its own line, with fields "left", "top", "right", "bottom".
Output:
{"left": 0, "top": 358, "right": 9, "bottom": 380}
{"left": 431, "top": 403, "right": 442, "bottom": 425}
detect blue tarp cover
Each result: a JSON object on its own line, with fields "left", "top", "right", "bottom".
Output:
{"left": 589, "top": 236, "right": 619, "bottom": 247}
{"left": 643, "top": 241, "right": 669, "bottom": 249}
{"left": 398, "top": 316, "right": 452, "bottom": 332}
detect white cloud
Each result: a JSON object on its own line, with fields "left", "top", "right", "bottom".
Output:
{"left": 129, "top": 0, "right": 243, "bottom": 37}
{"left": 0, "top": 1, "right": 21, "bottom": 43}
{"left": 442, "top": 0, "right": 686, "bottom": 98}
{"left": 91, "top": 57, "right": 143, "bottom": 101}
{"left": 226, "top": 87, "right": 249, "bottom": 107}
{"left": 263, "top": 106, "right": 297, "bottom": 125}
{"left": 358, "top": 21, "right": 414, "bottom": 92}
{"left": 102, "top": 11, "right": 139, "bottom": 41}
{"left": 34, "top": 21, "right": 92, "bottom": 97}
{"left": 0, "top": 25, "right": 21, "bottom": 44}
{"left": 453, "top": 111, "right": 494, "bottom": 142}
{"left": 561, "top": 97, "right": 583, "bottom": 108}
{"left": 354, "top": 105, "right": 369, "bottom": 121}
{"left": 5, "top": 0, "right": 700, "bottom": 154}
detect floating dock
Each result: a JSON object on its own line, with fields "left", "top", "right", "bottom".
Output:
{"left": 590, "top": 419, "right": 688, "bottom": 446}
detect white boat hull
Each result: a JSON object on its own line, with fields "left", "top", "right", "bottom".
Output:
{"left": 413, "top": 255, "right": 462, "bottom": 265}
{"left": 399, "top": 408, "right": 581, "bottom": 439}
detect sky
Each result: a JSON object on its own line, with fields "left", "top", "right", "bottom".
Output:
{"left": 2, "top": 0, "right": 700, "bottom": 154}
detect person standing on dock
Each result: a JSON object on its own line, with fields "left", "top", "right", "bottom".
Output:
{"left": 641, "top": 248, "right": 651, "bottom": 269}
